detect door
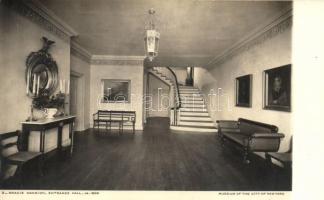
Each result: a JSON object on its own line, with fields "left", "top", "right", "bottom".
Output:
{"left": 70, "top": 75, "right": 79, "bottom": 129}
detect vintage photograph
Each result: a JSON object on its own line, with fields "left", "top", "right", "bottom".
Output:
{"left": 0, "top": 0, "right": 301, "bottom": 198}
{"left": 236, "top": 74, "right": 252, "bottom": 107}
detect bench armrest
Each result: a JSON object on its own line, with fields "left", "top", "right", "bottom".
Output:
{"left": 251, "top": 133, "right": 285, "bottom": 139}
{"left": 93, "top": 112, "right": 98, "bottom": 119}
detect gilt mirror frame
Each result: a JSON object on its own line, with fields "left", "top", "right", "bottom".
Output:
{"left": 26, "top": 37, "right": 58, "bottom": 97}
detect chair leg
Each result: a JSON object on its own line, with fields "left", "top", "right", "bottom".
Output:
{"left": 14, "top": 165, "right": 24, "bottom": 188}
{"left": 121, "top": 122, "right": 124, "bottom": 134}
{"left": 105, "top": 122, "right": 108, "bottom": 133}
{"left": 38, "top": 156, "right": 45, "bottom": 177}
{"left": 133, "top": 122, "right": 135, "bottom": 134}
{"left": 119, "top": 122, "right": 122, "bottom": 136}
{"left": 220, "top": 136, "right": 225, "bottom": 147}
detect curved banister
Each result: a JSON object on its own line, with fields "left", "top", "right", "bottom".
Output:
{"left": 166, "top": 67, "right": 181, "bottom": 109}
{"left": 152, "top": 66, "right": 181, "bottom": 125}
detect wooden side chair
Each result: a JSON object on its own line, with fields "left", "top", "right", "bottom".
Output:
{"left": 0, "top": 130, "right": 43, "bottom": 186}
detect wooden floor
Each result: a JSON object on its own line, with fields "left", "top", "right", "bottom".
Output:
{"left": 3, "top": 117, "right": 291, "bottom": 190}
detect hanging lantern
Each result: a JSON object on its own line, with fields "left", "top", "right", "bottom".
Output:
{"left": 144, "top": 8, "right": 160, "bottom": 61}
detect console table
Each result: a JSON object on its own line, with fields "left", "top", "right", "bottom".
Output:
{"left": 21, "top": 116, "right": 75, "bottom": 155}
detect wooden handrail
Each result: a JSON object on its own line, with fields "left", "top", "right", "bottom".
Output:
{"left": 166, "top": 67, "right": 181, "bottom": 109}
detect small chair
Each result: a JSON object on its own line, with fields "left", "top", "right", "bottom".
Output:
{"left": 0, "top": 130, "right": 43, "bottom": 186}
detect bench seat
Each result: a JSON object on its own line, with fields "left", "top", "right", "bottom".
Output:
{"left": 93, "top": 110, "right": 136, "bottom": 134}
{"left": 217, "top": 118, "right": 285, "bottom": 163}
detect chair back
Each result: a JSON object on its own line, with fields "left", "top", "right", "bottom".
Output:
{"left": 0, "top": 131, "right": 20, "bottom": 158}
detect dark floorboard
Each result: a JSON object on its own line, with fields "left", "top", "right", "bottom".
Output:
{"left": 2, "top": 117, "right": 291, "bottom": 190}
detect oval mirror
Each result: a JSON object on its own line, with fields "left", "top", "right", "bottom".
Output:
{"left": 26, "top": 37, "right": 58, "bottom": 96}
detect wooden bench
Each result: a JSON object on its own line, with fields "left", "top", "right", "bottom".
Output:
{"left": 93, "top": 110, "right": 136, "bottom": 134}
{"left": 217, "top": 118, "right": 285, "bottom": 163}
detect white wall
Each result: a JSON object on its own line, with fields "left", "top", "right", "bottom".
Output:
{"left": 147, "top": 74, "right": 170, "bottom": 117}
{"left": 195, "top": 26, "right": 292, "bottom": 152}
{"left": 90, "top": 64, "right": 144, "bottom": 130}
{"left": 0, "top": 4, "right": 71, "bottom": 133}
{"left": 0, "top": 4, "right": 72, "bottom": 178}
{"left": 170, "top": 67, "right": 187, "bottom": 85}
{"left": 70, "top": 55, "right": 91, "bottom": 131}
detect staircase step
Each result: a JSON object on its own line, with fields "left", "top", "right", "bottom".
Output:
{"left": 181, "top": 104, "right": 206, "bottom": 108}
{"left": 181, "top": 99, "right": 205, "bottom": 105}
{"left": 180, "top": 108, "right": 207, "bottom": 112}
{"left": 170, "top": 126, "right": 217, "bottom": 133}
{"left": 180, "top": 116, "right": 213, "bottom": 121}
{"left": 181, "top": 98, "right": 204, "bottom": 101}
{"left": 181, "top": 103, "right": 205, "bottom": 107}
{"left": 180, "top": 114, "right": 210, "bottom": 118}
{"left": 180, "top": 112, "right": 209, "bottom": 116}
{"left": 179, "top": 91, "right": 200, "bottom": 94}
{"left": 180, "top": 95, "right": 203, "bottom": 99}
{"left": 149, "top": 70, "right": 174, "bottom": 86}
{"left": 179, "top": 121, "right": 215, "bottom": 127}
{"left": 179, "top": 88, "right": 199, "bottom": 90}
{"left": 180, "top": 93, "right": 202, "bottom": 96}
{"left": 179, "top": 86, "right": 197, "bottom": 89}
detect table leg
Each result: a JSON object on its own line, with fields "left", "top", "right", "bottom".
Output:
{"left": 40, "top": 130, "right": 45, "bottom": 153}
{"left": 57, "top": 124, "right": 63, "bottom": 152}
{"left": 21, "top": 125, "right": 30, "bottom": 151}
{"left": 70, "top": 122, "right": 74, "bottom": 155}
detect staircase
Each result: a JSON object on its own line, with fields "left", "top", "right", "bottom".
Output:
{"left": 148, "top": 67, "right": 217, "bottom": 133}
{"left": 170, "top": 86, "right": 217, "bottom": 132}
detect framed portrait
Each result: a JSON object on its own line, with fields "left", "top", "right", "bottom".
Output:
{"left": 263, "top": 64, "right": 291, "bottom": 112}
{"left": 236, "top": 74, "right": 252, "bottom": 107}
{"left": 101, "top": 79, "right": 131, "bottom": 103}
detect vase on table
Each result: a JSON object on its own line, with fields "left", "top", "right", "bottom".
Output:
{"left": 44, "top": 108, "right": 58, "bottom": 119}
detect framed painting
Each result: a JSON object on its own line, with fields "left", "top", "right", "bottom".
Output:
{"left": 101, "top": 79, "right": 131, "bottom": 103}
{"left": 236, "top": 74, "right": 252, "bottom": 107}
{"left": 263, "top": 64, "right": 291, "bottom": 112}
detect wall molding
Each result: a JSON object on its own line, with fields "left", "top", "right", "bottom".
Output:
{"left": 205, "top": 7, "right": 293, "bottom": 68}
{"left": 71, "top": 40, "right": 92, "bottom": 63}
{"left": 2, "top": 0, "right": 78, "bottom": 41}
{"left": 91, "top": 55, "right": 145, "bottom": 65}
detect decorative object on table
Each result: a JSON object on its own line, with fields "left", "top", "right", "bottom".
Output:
{"left": 263, "top": 64, "right": 291, "bottom": 112}
{"left": 236, "top": 74, "right": 252, "bottom": 107}
{"left": 32, "top": 92, "right": 66, "bottom": 118}
{"left": 101, "top": 79, "right": 131, "bottom": 103}
{"left": 144, "top": 8, "right": 160, "bottom": 62}
{"left": 25, "top": 37, "right": 71, "bottom": 120}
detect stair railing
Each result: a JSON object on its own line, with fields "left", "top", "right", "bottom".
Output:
{"left": 153, "top": 67, "right": 181, "bottom": 125}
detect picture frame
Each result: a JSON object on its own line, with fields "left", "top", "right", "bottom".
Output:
{"left": 101, "top": 79, "right": 131, "bottom": 103}
{"left": 236, "top": 74, "right": 252, "bottom": 107}
{"left": 263, "top": 64, "right": 291, "bottom": 112}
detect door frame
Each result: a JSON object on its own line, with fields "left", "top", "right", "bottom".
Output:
{"left": 70, "top": 70, "right": 85, "bottom": 131}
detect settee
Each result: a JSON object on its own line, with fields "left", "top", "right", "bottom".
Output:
{"left": 216, "top": 118, "right": 285, "bottom": 163}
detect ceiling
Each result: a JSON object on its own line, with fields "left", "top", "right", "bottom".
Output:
{"left": 41, "top": 0, "right": 292, "bottom": 67}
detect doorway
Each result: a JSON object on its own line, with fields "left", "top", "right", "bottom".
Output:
{"left": 70, "top": 71, "right": 84, "bottom": 131}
